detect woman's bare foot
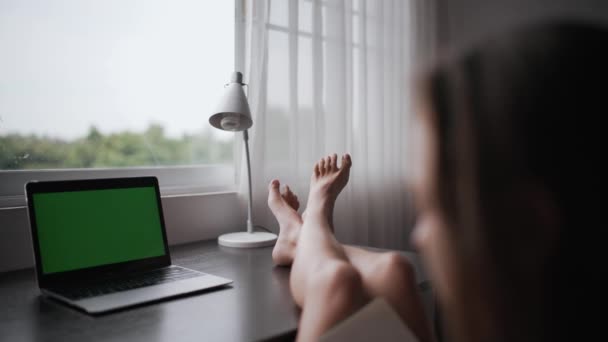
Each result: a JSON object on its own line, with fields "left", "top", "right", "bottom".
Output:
{"left": 268, "top": 154, "right": 352, "bottom": 265}
{"left": 268, "top": 179, "right": 303, "bottom": 266}
{"left": 306, "top": 154, "right": 352, "bottom": 221}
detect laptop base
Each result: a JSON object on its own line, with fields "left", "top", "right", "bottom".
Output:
{"left": 44, "top": 270, "right": 232, "bottom": 314}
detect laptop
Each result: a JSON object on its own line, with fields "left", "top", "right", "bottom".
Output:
{"left": 25, "top": 176, "right": 233, "bottom": 314}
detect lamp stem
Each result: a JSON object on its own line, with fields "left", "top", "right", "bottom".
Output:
{"left": 243, "top": 129, "right": 254, "bottom": 234}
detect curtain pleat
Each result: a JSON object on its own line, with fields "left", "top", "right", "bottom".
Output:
{"left": 242, "top": 0, "right": 433, "bottom": 249}
{"left": 288, "top": 0, "right": 300, "bottom": 181}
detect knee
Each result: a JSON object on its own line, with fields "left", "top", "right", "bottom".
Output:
{"left": 376, "top": 252, "right": 416, "bottom": 286}
{"left": 310, "top": 261, "right": 364, "bottom": 298}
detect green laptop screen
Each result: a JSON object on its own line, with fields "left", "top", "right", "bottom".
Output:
{"left": 33, "top": 186, "right": 167, "bottom": 274}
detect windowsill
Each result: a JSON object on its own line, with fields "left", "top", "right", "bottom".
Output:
{"left": 0, "top": 164, "right": 237, "bottom": 208}
{"left": 160, "top": 186, "right": 238, "bottom": 198}
{"left": 0, "top": 189, "right": 239, "bottom": 210}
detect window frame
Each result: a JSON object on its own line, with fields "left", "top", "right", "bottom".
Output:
{"left": 0, "top": 165, "right": 237, "bottom": 208}
{"left": 0, "top": 0, "right": 244, "bottom": 209}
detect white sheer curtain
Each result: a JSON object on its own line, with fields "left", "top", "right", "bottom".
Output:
{"left": 239, "top": 0, "right": 435, "bottom": 249}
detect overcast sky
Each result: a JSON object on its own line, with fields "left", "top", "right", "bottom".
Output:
{"left": 0, "top": 0, "right": 235, "bottom": 140}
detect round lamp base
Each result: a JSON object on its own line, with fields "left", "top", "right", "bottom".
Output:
{"left": 218, "top": 231, "right": 278, "bottom": 248}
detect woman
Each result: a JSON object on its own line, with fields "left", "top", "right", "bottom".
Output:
{"left": 267, "top": 21, "right": 605, "bottom": 341}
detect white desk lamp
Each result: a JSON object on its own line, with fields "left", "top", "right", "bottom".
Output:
{"left": 209, "top": 71, "right": 278, "bottom": 248}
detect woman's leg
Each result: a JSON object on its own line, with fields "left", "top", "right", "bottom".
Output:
{"left": 270, "top": 154, "right": 370, "bottom": 341}
{"left": 273, "top": 218, "right": 432, "bottom": 342}
{"left": 343, "top": 246, "right": 434, "bottom": 342}
{"left": 269, "top": 154, "right": 433, "bottom": 342}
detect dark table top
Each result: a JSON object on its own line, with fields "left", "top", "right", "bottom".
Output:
{"left": 0, "top": 240, "right": 425, "bottom": 342}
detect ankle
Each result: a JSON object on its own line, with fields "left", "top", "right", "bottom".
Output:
{"left": 304, "top": 200, "right": 334, "bottom": 222}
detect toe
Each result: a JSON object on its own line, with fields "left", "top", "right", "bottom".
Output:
{"left": 330, "top": 154, "right": 338, "bottom": 171}
{"left": 286, "top": 187, "right": 300, "bottom": 211}
{"left": 337, "top": 154, "right": 352, "bottom": 177}
{"left": 343, "top": 154, "right": 352, "bottom": 168}
{"left": 285, "top": 185, "right": 296, "bottom": 200}
{"left": 267, "top": 179, "right": 283, "bottom": 208}
{"left": 270, "top": 179, "right": 280, "bottom": 189}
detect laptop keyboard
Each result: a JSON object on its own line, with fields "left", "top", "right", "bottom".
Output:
{"left": 58, "top": 266, "right": 205, "bottom": 300}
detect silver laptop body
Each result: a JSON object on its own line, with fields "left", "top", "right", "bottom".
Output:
{"left": 25, "top": 176, "right": 232, "bottom": 314}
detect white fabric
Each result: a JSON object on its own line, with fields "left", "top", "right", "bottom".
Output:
{"left": 320, "top": 298, "right": 420, "bottom": 342}
{"left": 240, "top": 0, "right": 435, "bottom": 249}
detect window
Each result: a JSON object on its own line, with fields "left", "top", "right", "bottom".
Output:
{"left": 0, "top": 0, "right": 238, "bottom": 206}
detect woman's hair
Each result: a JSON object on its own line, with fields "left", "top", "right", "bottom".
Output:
{"left": 423, "top": 21, "right": 607, "bottom": 342}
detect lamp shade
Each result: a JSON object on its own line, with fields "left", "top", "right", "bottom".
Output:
{"left": 209, "top": 72, "right": 252, "bottom": 132}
